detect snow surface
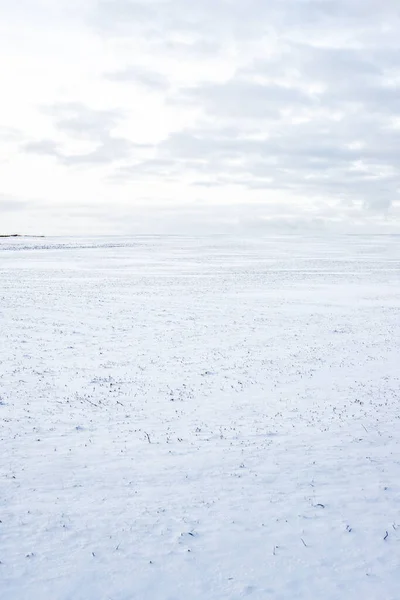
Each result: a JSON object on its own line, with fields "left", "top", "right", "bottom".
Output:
{"left": 1, "top": 234, "right": 400, "bottom": 600}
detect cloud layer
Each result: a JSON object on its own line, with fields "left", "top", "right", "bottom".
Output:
{"left": 1, "top": 0, "right": 400, "bottom": 233}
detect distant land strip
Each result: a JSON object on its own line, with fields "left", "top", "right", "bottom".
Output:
{"left": 0, "top": 234, "right": 45, "bottom": 238}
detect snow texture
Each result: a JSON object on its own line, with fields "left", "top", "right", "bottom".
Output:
{"left": 1, "top": 234, "right": 400, "bottom": 600}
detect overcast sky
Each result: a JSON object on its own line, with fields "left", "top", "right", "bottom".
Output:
{"left": 1, "top": 0, "right": 400, "bottom": 234}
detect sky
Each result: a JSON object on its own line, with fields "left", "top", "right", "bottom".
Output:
{"left": 1, "top": 0, "right": 400, "bottom": 235}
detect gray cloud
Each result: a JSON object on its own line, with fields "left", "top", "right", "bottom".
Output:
{"left": 60, "top": 136, "right": 133, "bottom": 166}
{"left": 114, "top": 114, "right": 400, "bottom": 213}
{"left": 105, "top": 66, "right": 169, "bottom": 90}
{"left": 140, "top": 5, "right": 397, "bottom": 216}
{"left": 24, "top": 139, "right": 61, "bottom": 157}
{"left": 91, "top": 0, "right": 400, "bottom": 46}
{"left": 175, "top": 81, "right": 316, "bottom": 119}
{"left": 43, "top": 102, "right": 123, "bottom": 140}
{"left": 5, "top": 0, "right": 400, "bottom": 230}
{"left": 0, "top": 195, "right": 30, "bottom": 213}
{"left": 161, "top": 40, "right": 220, "bottom": 57}
{"left": 22, "top": 103, "right": 135, "bottom": 166}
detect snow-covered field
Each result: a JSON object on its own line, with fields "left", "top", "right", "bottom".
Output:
{"left": 1, "top": 234, "right": 399, "bottom": 600}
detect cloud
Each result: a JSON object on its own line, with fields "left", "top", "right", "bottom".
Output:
{"left": 60, "top": 136, "right": 133, "bottom": 166}
{"left": 43, "top": 102, "right": 124, "bottom": 140}
{"left": 175, "top": 81, "right": 316, "bottom": 119}
{"left": 105, "top": 66, "right": 169, "bottom": 90}
{"left": 22, "top": 103, "right": 135, "bottom": 166}
{"left": 113, "top": 116, "right": 400, "bottom": 214}
{"left": 24, "top": 139, "right": 61, "bottom": 157}
{"left": 89, "top": 1, "right": 400, "bottom": 217}
{"left": 0, "top": 195, "right": 31, "bottom": 213}
{"left": 90, "top": 0, "right": 400, "bottom": 47}
{"left": 2, "top": 0, "right": 400, "bottom": 232}
{"left": 0, "top": 127, "right": 23, "bottom": 142}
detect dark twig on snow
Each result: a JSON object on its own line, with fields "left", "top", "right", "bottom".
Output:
{"left": 84, "top": 397, "right": 100, "bottom": 408}
{"left": 384, "top": 531, "right": 389, "bottom": 541}
{"left": 301, "top": 538, "right": 307, "bottom": 547}
{"left": 144, "top": 431, "right": 151, "bottom": 443}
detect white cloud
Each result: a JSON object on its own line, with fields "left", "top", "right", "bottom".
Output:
{"left": 0, "top": 0, "right": 399, "bottom": 233}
